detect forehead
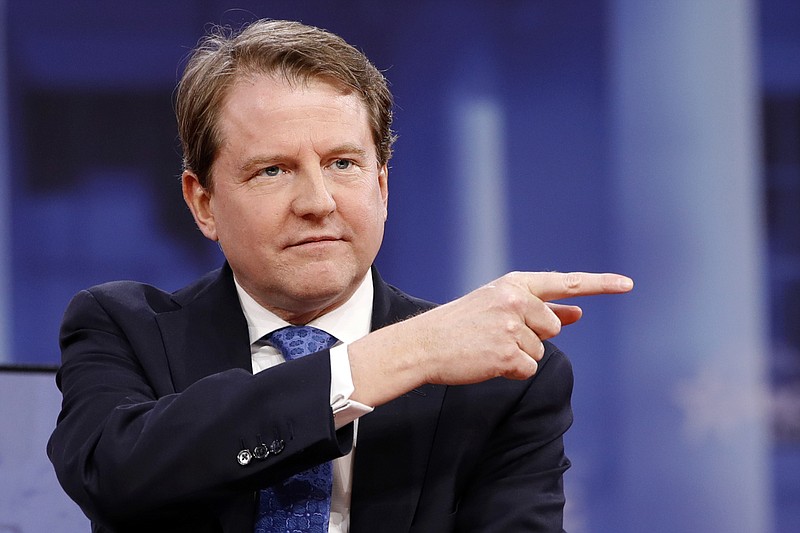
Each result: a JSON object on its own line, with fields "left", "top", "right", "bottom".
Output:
{"left": 216, "top": 72, "right": 373, "bottom": 149}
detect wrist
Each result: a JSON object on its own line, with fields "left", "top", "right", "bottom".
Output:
{"left": 347, "top": 324, "right": 427, "bottom": 407}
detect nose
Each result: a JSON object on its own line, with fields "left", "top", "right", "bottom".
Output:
{"left": 290, "top": 168, "right": 336, "bottom": 218}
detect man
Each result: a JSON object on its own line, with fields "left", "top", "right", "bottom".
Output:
{"left": 48, "top": 19, "right": 632, "bottom": 533}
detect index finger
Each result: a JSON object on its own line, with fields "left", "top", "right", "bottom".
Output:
{"left": 511, "top": 271, "right": 634, "bottom": 302}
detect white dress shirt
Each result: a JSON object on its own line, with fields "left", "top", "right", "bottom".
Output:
{"left": 234, "top": 274, "right": 375, "bottom": 533}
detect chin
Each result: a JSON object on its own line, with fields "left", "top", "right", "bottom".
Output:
{"left": 292, "top": 269, "right": 351, "bottom": 293}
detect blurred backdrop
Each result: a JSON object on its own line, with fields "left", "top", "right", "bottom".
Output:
{"left": 1, "top": 1, "right": 798, "bottom": 532}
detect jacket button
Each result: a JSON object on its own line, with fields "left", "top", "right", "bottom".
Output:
{"left": 269, "top": 439, "right": 285, "bottom": 455}
{"left": 253, "top": 443, "right": 269, "bottom": 459}
{"left": 237, "top": 449, "right": 252, "bottom": 466}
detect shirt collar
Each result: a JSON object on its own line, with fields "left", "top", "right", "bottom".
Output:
{"left": 234, "top": 273, "right": 374, "bottom": 346}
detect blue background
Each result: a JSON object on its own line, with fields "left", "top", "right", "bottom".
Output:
{"left": 1, "top": 1, "right": 798, "bottom": 532}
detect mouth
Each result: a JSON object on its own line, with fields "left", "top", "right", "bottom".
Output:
{"left": 288, "top": 236, "right": 342, "bottom": 248}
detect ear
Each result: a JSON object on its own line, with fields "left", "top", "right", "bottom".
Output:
{"left": 182, "top": 171, "right": 218, "bottom": 241}
{"left": 378, "top": 164, "right": 389, "bottom": 220}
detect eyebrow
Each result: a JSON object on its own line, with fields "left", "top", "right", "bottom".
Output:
{"left": 238, "top": 155, "right": 283, "bottom": 174}
{"left": 326, "top": 143, "right": 370, "bottom": 159}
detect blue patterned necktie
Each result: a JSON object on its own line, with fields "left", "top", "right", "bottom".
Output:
{"left": 254, "top": 326, "right": 338, "bottom": 533}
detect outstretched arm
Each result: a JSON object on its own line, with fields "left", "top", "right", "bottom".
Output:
{"left": 348, "top": 271, "right": 632, "bottom": 406}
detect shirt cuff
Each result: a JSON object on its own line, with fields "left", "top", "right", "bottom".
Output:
{"left": 330, "top": 343, "right": 374, "bottom": 429}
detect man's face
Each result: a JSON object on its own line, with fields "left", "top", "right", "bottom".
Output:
{"left": 183, "top": 73, "right": 388, "bottom": 323}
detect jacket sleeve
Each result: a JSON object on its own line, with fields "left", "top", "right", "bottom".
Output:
{"left": 454, "top": 346, "right": 574, "bottom": 532}
{"left": 47, "top": 287, "right": 352, "bottom": 528}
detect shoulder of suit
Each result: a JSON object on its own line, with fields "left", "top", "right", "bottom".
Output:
{"left": 79, "top": 266, "right": 227, "bottom": 314}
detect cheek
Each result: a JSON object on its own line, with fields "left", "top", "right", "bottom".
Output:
{"left": 346, "top": 191, "right": 388, "bottom": 229}
{"left": 366, "top": 181, "right": 389, "bottom": 221}
{"left": 214, "top": 196, "right": 272, "bottom": 245}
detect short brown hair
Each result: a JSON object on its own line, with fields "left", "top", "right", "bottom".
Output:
{"left": 176, "top": 19, "right": 396, "bottom": 189}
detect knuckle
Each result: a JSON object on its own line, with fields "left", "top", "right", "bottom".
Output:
{"left": 563, "top": 272, "right": 582, "bottom": 292}
{"left": 498, "top": 287, "right": 526, "bottom": 311}
{"left": 535, "top": 312, "right": 561, "bottom": 340}
{"left": 516, "top": 358, "right": 538, "bottom": 379}
{"left": 496, "top": 271, "right": 524, "bottom": 292}
{"left": 543, "top": 319, "right": 561, "bottom": 339}
{"left": 498, "top": 344, "right": 518, "bottom": 365}
{"left": 503, "top": 318, "right": 521, "bottom": 336}
{"left": 528, "top": 341, "right": 545, "bottom": 361}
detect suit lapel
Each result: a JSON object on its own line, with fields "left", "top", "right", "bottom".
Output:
{"left": 155, "top": 265, "right": 252, "bottom": 392}
{"left": 351, "top": 268, "right": 446, "bottom": 532}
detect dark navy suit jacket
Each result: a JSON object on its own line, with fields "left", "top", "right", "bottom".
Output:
{"left": 48, "top": 264, "right": 573, "bottom": 532}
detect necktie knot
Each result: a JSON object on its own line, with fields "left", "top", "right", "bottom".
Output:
{"left": 267, "top": 326, "right": 338, "bottom": 361}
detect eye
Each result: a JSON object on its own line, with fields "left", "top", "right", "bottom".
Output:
{"left": 332, "top": 159, "right": 353, "bottom": 171}
{"left": 257, "top": 166, "right": 282, "bottom": 178}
